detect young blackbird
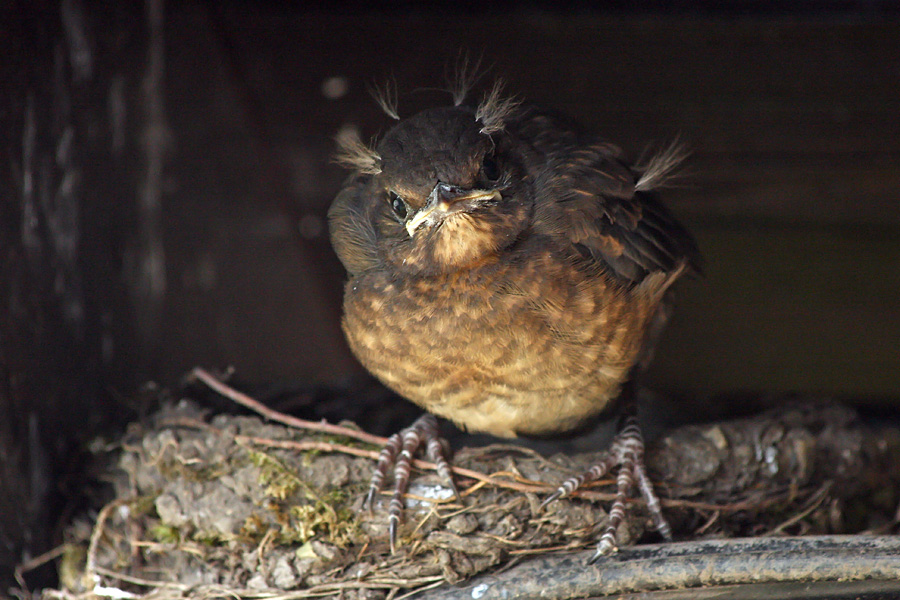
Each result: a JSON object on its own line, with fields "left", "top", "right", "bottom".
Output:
{"left": 329, "top": 81, "right": 700, "bottom": 559}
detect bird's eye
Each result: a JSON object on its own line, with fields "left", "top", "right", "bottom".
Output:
{"left": 389, "top": 191, "right": 408, "bottom": 220}
{"left": 481, "top": 154, "right": 500, "bottom": 181}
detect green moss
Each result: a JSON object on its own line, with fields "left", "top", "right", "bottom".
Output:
{"left": 156, "top": 455, "right": 229, "bottom": 483}
{"left": 243, "top": 448, "right": 361, "bottom": 548}
{"left": 249, "top": 449, "right": 304, "bottom": 500}
{"left": 58, "top": 544, "right": 88, "bottom": 592}
{"left": 149, "top": 522, "right": 182, "bottom": 544}
{"left": 286, "top": 500, "right": 358, "bottom": 547}
{"left": 128, "top": 494, "right": 160, "bottom": 518}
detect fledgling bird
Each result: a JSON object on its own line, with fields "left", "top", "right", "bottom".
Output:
{"left": 329, "top": 80, "right": 700, "bottom": 560}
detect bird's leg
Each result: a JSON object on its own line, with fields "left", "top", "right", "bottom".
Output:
{"left": 363, "top": 413, "right": 458, "bottom": 553}
{"left": 541, "top": 409, "right": 671, "bottom": 561}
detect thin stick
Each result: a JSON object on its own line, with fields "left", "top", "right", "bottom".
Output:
{"left": 242, "top": 435, "right": 552, "bottom": 494}
{"left": 762, "top": 482, "right": 832, "bottom": 536}
{"left": 169, "top": 391, "right": 787, "bottom": 514}
{"left": 86, "top": 498, "right": 133, "bottom": 587}
{"left": 191, "top": 368, "right": 554, "bottom": 494}
{"left": 190, "top": 367, "right": 388, "bottom": 445}
{"left": 13, "top": 544, "right": 66, "bottom": 594}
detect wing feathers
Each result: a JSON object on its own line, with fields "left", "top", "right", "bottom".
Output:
{"left": 526, "top": 119, "right": 699, "bottom": 283}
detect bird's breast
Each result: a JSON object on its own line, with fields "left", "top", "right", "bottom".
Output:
{"left": 340, "top": 255, "right": 665, "bottom": 438}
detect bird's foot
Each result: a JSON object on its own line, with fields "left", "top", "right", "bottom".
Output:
{"left": 541, "top": 414, "right": 671, "bottom": 561}
{"left": 363, "top": 414, "right": 459, "bottom": 554}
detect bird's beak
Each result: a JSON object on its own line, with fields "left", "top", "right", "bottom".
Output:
{"left": 406, "top": 183, "right": 501, "bottom": 237}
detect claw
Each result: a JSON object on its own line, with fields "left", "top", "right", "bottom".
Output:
{"left": 388, "top": 513, "right": 399, "bottom": 555}
{"left": 365, "top": 414, "right": 456, "bottom": 553}
{"left": 588, "top": 537, "right": 617, "bottom": 563}
{"left": 425, "top": 435, "right": 460, "bottom": 501}
{"left": 363, "top": 488, "right": 376, "bottom": 513}
{"left": 633, "top": 453, "right": 673, "bottom": 542}
{"left": 364, "top": 429, "right": 405, "bottom": 512}
{"left": 541, "top": 458, "right": 615, "bottom": 510}
{"left": 542, "top": 413, "right": 670, "bottom": 559}
{"left": 539, "top": 489, "right": 563, "bottom": 510}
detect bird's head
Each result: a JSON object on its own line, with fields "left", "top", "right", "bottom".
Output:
{"left": 330, "top": 88, "right": 533, "bottom": 276}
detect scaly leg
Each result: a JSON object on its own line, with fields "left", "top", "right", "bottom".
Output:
{"left": 363, "top": 414, "right": 458, "bottom": 553}
{"left": 542, "top": 411, "right": 671, "bottom": 561}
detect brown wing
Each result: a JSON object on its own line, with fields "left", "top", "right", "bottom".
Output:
{"left": 520, "top": 114, "right": 700, "bottom": 284}
{"left": 328, "top": 175, "right": 381, "bottom": 276}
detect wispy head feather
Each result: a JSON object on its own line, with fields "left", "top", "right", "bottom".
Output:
{"left": 635, "top": 139, "right": 689, "bottom": 191}
{"left": 448, "top": 53, "right": 484, "bottom": 107}
{"left": 475, "top": 80, "right": 521, "bottom": 135}
{"left": 333, "top": 126, "right": 382, "bottom": 175}
{"left": 369, "top": 78, "right": 400, "bottom": 120}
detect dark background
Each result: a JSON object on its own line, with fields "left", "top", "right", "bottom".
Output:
{"left": 2, "top": 0, "right": 899, "bottom": 588}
